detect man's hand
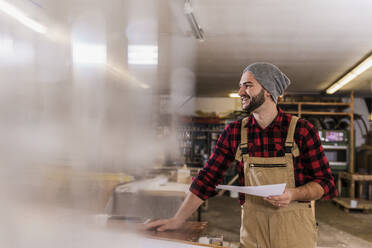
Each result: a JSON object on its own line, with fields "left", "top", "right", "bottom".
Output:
{"left": 143, "top": 217, "right": 185, "bottom": 232}
{"left": 264, "top": 182, "right": 324, "bottom": 207}
{"left": 264, "top": 188, "right": 295, "bottom": 208}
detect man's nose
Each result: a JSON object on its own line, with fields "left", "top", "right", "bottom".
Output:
{"left": 238, "top": 86, "right": 245, "bottom": 97}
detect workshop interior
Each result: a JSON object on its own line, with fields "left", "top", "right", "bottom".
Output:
{"left": 0, "top": 0, "right": 372, "bottom": 247}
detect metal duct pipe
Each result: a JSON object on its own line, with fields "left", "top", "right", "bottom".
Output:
{"left": 184, "top": 0, "right": 204, "bottom": 41}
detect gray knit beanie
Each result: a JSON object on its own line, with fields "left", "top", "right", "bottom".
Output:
{"left": 243, "top": 62, "right": 290, "bottom": 103}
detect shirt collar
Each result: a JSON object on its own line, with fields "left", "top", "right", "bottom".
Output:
{"left": 245, "top": 107, "right": 284, "bottom": 129}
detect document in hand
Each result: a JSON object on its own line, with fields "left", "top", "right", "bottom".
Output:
{"left": 216, "top": 183, "right": 286, "bottom": 197}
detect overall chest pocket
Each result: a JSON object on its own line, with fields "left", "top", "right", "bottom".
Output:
{"left": 246, "top": 162, "right": 290, "bottom": 186}
{"left": 249, "top": 163, "right": 287, "bottom": 168}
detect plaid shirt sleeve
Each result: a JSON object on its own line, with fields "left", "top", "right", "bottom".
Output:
{"left": 297, "top": 119, "right": 338, "bottom": 199}
{"left": 189, "top": 123, "right": 237, "bottom": 200}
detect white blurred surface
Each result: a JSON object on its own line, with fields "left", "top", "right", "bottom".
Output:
{"left": 0, "top": 1, "right": 196, "bottom": 247}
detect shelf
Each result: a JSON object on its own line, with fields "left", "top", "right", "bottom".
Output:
{"left": 339, "top": 172, "right": 372, "bottom": 181}
{"left": 323, "top": 145, "right": 348, "bottom": 150}
{"left": 283, "top": 111, "right": 350, "bottom": 116}
{"left": 300, "top": 111, "right": 350, "bottom": 116}
{"left": 329, "top": 161, "right": 348, "bottom": 167}
{"left": 279, "top": 102, "right": 350, "bottom": 106}
{"left": 283, "top": 111, "right": 298, "bottom": 115}
{"left": 333, "top": 198, "right": 372, "bottom": 213}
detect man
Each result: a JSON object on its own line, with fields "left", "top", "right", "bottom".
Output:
{"left": 145, "top": 63, "right": 337, "bottom": 248}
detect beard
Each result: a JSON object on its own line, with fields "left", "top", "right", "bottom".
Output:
{"left": 242, "top": 88, "right": 266, "bottom": 112}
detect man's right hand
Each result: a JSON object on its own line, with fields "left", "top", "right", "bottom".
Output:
{"left": 143, "top": 217, "right": 185, "bottom": 232}
{"left": 143, "top": 192, "right": 203, "bottom": 232}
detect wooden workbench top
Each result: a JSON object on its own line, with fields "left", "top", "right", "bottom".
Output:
{"left": 106, "top": 220, "right": 207, "bottom": 242}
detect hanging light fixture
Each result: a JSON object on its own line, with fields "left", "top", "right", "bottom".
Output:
{"left": 184, "top": 0, "right": 204, "bottom": 41}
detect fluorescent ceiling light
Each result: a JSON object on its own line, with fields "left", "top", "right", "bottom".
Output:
{"left": 229, "top": 93, "right": 240, "bottom": 98}
{"left": 326, "top": 54, "right": 372, "bottom": 94}
{"left": 128, "top": 45, "right": 158, "bottom": 65}
{"left": 0, "top": 0, "right": 47, "bottom": 34}
{"left": 184, "top": 0, "right": 204, "bottom": 41}
{"left": 72, "top": 42, "right": 106, "bottom": 64}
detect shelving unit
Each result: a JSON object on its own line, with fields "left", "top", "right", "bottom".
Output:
{"left": 278, "top": 91, "right": 354, "bottom": 173}
{"left": 177, "top": 117, "right": 225, "bottom": 168}
{"left": 280, "top": 92, "right": 372, "bottom": 212}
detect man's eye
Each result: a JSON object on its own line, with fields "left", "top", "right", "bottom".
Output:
{"left": 239, "top": 83, "right": 251, "bottom": 88}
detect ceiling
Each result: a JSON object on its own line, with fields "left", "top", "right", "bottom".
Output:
{"left": 10, "top": 0, "right": 372, "bottom": 97}
{"left": 187, "top": 0, "right": 372, "bottom": 97}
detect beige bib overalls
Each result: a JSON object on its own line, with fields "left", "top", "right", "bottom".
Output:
{"left": 235, "top": 116, "right": 317, "bottom": 248}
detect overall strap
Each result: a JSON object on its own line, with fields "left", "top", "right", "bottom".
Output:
{"left": 235, "top": 117, "right": 249, "bottom": 161}
{"left": 240, "top": 117, "right": 249, "bottom": 154}
{"left": 285, "top": 116, "right": 300, "bottom": 157}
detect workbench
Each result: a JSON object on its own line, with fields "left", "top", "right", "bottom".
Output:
{"left": 106, "top": 220, "right": 227, "bottom": 247}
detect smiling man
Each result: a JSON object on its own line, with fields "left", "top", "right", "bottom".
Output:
{"left": 145, "top": 62, "right": 337, "bottom": 248}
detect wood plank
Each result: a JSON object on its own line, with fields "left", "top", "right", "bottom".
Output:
{"left": 106, "top": 220, "right": 210, "bottom": 244}
{"left": 339, "top": 172, "right": 372, "bottom": 181}
{"left": 300, "top": 111, "right": 350, "bottom": 115}
{"left": 145, "top": 221, "right": 208, "bottom": 243}
{"left": 350, "top": 179, "right": 355, "bottom": 198}
{"left": 350, "top": 91, "right": 354, "bottom": 173}
{"left": 217, "top": 174, "right": 239, "bottom": 196}
{"left": 301, "top": 102, "right": 350, "bottom": 106}
{"left": 282, "top": 111, "right": 299, "bottom": 115}
{"left": 279, "top": 102, "right": 350, "bottom": 106}
{"left": 350, "top": 174, "right": 372, "bottom": 181}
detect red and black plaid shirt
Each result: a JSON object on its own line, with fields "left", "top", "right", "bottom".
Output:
{"left": 190, "top": 107, "right": 337, "bottom": 205}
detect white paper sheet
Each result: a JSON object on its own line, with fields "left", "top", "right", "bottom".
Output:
{"left": 216, "top": 183, "right": 286, "bottom": 197}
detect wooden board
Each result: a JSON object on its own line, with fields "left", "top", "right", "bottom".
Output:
{"left": 145, "top": 221, "right": 208, "bottom": 242}
{"left": 333, "top": 197, "right": 372, "bottom": 213}
{"left": 106, "top": 220, "right": 208, "bottom": 242}
{"left": 105, "top": 220, "right": 228, "bottom": 247}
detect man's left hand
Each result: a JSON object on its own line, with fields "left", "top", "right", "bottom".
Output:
{"left": 264, "top": 188, "right": 295, "bottom": 208}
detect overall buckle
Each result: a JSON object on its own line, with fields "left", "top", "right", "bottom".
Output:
{"left": 284, "top": 142, "right": 293, "bottom": 153}
{"left": 240, "top": 143, "right": 249, "bottom": 154}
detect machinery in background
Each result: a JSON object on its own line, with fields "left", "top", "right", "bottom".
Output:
{"left": 318, "top": 129, "right": 349, "bottom": 172}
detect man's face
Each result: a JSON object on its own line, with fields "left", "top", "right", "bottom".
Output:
{"left": 238, "top": 71, "right": 267, "bottom": 112}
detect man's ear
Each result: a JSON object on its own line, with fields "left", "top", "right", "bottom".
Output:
{"left": 264, "top": 90, "right": 272, "bottom": 99}
{"left": 264, "top": 90, "right": 275, "bottom": 102}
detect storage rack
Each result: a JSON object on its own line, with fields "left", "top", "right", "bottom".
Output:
{"left": 279, "top": 92, "right": 372, "bottom": 212}
{"left": 278, "top": 91, "right": 354, "bottom": 173}
{"left": 278, "top": 92, "right": 357, "bottom": 212}
{"left": 177, "top": 116, "right": 225, "bottom": 168}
